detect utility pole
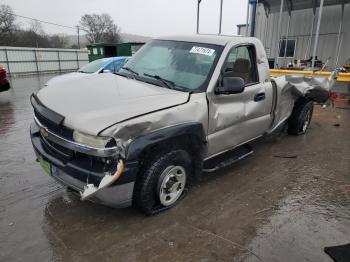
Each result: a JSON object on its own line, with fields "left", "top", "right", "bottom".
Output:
{"left": 311, "top": 0, "right": 324, "bottom": 69}
{"left": 245, "top": 0, "right": 250, "bottom": 36}
{"left": 334, "top": 3, "right": 344, "bottom": 68}
{"left": 77, "top": 26, "right": 80, "bottom": 49}
{"left": 219, "top": 0, "right": 223, "bottom": 34}
{"left": 197, "top": 0, "right": 202, "bottom": 34}
{"left": 274, "top": 0, "right": 284, "bottom": 68}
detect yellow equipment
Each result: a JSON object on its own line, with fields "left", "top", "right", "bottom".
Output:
{"left": 270, "top": 69, "right": 350, "bottom": 83}
{"left": 344, "top": 59, "right": 350, "bottom": 72}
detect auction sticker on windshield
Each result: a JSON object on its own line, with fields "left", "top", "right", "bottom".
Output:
{"left": 190, "top": 46, "right": 215, "bottom": 56}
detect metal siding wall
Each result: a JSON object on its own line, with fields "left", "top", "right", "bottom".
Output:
{"left": 294, "top": 36, "right": 309, "bottom": 59}
{"left": 10, "top": 62, "right": 37, "bottom": 73}
{"left": 0, "top": 50, "right": 6, "bottom": 61}
{"left": 255, "top": 3, "right": 350, "bottom": 67}
{"left": 60, "top": 61, "right": 78, "bottom": 70}
{"left": 7, "top": 49, "right": 35, "bottom": 61}
{"left": 78, "top": 61, "right": 88, "bottom": 68}
{"left": 340, "top": 4, "right": 350, "bottom": 67}
{"left": 59, "top": 51, "right": 77, "bottom": 60}
{"left": 0, "top": 50, "right": 8, "bottom": 71}
{"left": 38, "top": 61, "right": 59, "bottom": 72}
{"left": 271, "top": 13, "right": 279, "bottom": 60}
{"left": 37, "top": 51, "right": 58, "bottom": 61}
{"left": 77, "top": 52, "right": 88, "bottom": 60}
{"left": 0, "top": 47, "right": 88, "bottom": 74}
{"left": 255, "top": 7, "right": 266, "bottom": 42}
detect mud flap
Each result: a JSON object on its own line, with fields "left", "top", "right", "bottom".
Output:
{"left": 80, "top": 160, "right": 125, "bottom": 200}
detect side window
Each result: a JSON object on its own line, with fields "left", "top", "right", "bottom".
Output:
{"left": 278, "top": 39, "right": 296, "bottom": 57}
{"left": 222, "top": 45, "right": 258, "bottom": 85}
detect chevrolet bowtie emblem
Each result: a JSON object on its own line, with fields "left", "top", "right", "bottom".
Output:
{"left": 40, "top": 127, "right": 49, "bottom": 138}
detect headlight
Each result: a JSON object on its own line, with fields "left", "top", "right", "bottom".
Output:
{"left": 73, "top": 131, "right": 116, "bottom": 148}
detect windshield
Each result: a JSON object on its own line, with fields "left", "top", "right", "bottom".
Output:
{"left": 79, "top": 58, "right": 111, "bottom": 73}
{"left": 119, "top": 40, "right": 223, "bottom": 91}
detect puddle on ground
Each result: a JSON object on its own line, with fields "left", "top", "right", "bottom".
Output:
{"left": 239, "top": 190, "right": 350, "bottom": 262}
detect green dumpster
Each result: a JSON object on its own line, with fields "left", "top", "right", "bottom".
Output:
{"left": 87, "top": 42, "right": 145, "bottom": 62}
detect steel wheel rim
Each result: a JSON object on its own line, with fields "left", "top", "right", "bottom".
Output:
{"left": 158, "top": 165, "right": 186, "bottom": 206}
{"left": 302, "top": 110, "right": 311, "bottom": 132}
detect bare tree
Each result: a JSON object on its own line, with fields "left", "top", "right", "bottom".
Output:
{"left": 0, "top": 4, "right": 16, "bottom": 33}
{"left": 79, "top": 13, "right": 121, "bottom": 44}
{"left": 28, "top": 19, "right": 44, "bottom": 35}
{"left": 0, "top": 4, "right": 72, "bottom": 48}
{"left": 49, "top": 34, "right": 68, "bottom": 48}
{"left": 27, "top": 20, "right": 46, "bottom": 47}
{"left": 0, "top": 4, "right": 18, "bottom": 45}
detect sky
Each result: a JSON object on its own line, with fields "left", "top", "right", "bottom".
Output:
{"left": 3, "top": 0, "right": 248, "bottom": 37}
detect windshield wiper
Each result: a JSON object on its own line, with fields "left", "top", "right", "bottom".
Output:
{"left": 143, "top": 73, "right": 176, "bottom": 90}
{"left": 114, "top": 72, "right": 130, "bottom": 78}
{"left": 121, "top": 67, "right": 139, "bottom": 76}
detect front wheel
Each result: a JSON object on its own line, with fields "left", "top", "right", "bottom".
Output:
{"left": 158, "top": 165, "right": 187, "bottom": 206}
{"left": 288, "top": 99, "right": 314, "bottom": 135}
{"left": 133, "top": 149, "right": 191, "bottom": 215}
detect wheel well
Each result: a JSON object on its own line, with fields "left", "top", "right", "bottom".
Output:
{"left": 288, "top": 97, "right": 314, "bottom": 135}
{"left": 290, "top": 97, "right": 313, "bottom": 117}
{"left": 137, "top": 134, "right": 206, "bottom": 182}
{"left": 295, "top": 96, "right": 313, "bottom": 107}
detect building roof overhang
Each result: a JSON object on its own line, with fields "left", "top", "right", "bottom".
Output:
{"left": 260, "top": 0, "right": 350, "bottom": 14}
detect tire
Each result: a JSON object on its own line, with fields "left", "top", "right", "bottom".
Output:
{"left": 0, "top": 83, "right": 10, "bottom": 92}
{"left": 288, "top": 99, "right": 314, "bottom": 136}
{"left": 133, "top": 149, "right": 192, "bottom": 215}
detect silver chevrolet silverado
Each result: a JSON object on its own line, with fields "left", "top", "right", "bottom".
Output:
{"left": 30, "top": 35, "right": 338, "bottom": 215}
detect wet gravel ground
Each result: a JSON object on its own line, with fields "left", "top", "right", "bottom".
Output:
{"left": 0, "top": 74, "right": 349, "bottom": 262}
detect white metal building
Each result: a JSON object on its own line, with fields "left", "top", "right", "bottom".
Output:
{"left": 242, "top": 0, "right": 350, "bottom": 69}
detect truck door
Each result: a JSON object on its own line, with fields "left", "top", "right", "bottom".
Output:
{"left": 206, "top": 44, "right": 272, "bottom": 157}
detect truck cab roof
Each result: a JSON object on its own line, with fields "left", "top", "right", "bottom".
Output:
{"left": 156, "top": 34, "right": 255, "bottom": 46}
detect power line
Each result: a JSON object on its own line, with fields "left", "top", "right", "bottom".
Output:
{"left": 4, "top": 11, "right": 82, "bottom": 48}
{"left": 5, "top": 11, "right": 77, "bottom": 30}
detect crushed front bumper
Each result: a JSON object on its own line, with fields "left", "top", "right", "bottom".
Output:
{"left": 30, "top": 122, "right": 138, "bottom": 208}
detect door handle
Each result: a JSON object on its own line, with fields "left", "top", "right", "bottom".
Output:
{"left": 254, "top": 92, "right": 266, "bottom": 102}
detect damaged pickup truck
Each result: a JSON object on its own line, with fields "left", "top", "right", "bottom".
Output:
{"left": 30, "top": 35, "right": 338, "bottom": 215}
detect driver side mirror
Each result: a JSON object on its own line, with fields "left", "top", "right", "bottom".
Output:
{"left": 102, "top": 69, "right": 112, "bottom": 73}
{"left": 216, "top": 77, "right": 245, "bottom": 95}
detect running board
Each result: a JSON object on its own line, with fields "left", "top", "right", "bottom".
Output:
{"left": 203, "top": 144, "right": 253, "bottom": 173}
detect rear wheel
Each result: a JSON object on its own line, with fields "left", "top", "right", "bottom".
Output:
{"left": 133, "top": 149, "right": 191, "bottom": 215}
{"left": 288, "top": 99, "right": 314, "bottom": 135}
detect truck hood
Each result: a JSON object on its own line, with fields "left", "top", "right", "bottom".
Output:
{"left": 45, "top": 72, "right": 90, "bottom": 86}
{"left": 37, "top": 74, "right": 189, "bottom": 135}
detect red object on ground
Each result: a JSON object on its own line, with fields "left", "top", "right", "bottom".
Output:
{"left": 330, "top": 92, "right": 337, "bottom": 100}
{"left": 0, "top": 66, "right": 10, "bottom": 92}
{"left": 330, "top": 91, "right": 350, "bottom": 104}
